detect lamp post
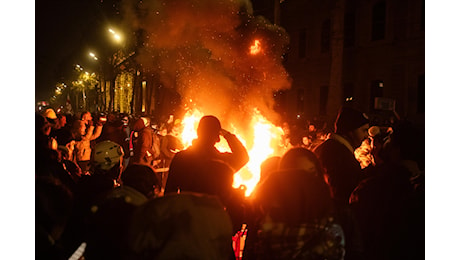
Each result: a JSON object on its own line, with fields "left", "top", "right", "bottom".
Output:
{"left": 89, "top": 27, "right": 136, "bottom": 113}
{"left": 88, "top": 52, "right": 105, "bottom": 112}
{"left": 106, "top": 27, "right": 129, "bottom": 113}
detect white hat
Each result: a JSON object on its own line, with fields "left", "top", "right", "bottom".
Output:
{"left": 44, "top": 108, "right": 57, "bottom": 120}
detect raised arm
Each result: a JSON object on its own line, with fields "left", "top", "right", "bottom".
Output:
{"left": 220, "top": 129, "right": 249, "bottom": 172}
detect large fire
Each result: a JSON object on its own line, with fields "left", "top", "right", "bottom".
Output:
{"left": 180, "top": 108, "right": 286, "bottom": 197}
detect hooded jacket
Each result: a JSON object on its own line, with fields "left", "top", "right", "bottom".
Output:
{"left": 130, "top": 118, "right": 156, "bottom": 167}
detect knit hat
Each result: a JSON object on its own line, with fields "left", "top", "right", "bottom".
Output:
{"left": 334, "top": 106, "right": 369, "bottom": 134}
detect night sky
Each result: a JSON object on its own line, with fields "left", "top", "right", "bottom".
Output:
{"left": 36, "top": 0, "right": 120, "bottom": 101}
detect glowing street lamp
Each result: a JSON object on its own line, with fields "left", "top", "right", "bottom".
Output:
{"left": 89, "top": 52, "right": 98, "bottom": 60}
{"left": 108, "top": 28, "right": 122, "bottom": 43}
{"left": 88, "top": 51, "right": 105, "bottom": 111}
{"left": 75, "top": 64, "right": 84, "bottom": 71}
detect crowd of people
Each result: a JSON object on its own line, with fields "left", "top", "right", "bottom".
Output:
{"left": 36, "top": 105, "right": 424, "bottom": 260}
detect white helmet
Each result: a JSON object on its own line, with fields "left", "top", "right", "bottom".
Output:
{"left": 93, "top": 141, "right": 124, "bottom": 171}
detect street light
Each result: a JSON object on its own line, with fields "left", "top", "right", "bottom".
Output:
{"left": 88, "top": 51, "right": 105, "bottom": 111}
{"left": 75, "top": 64, "right": 84, "bottom": 71}
{"left": 89, "top": 52, "right": 98, "bottom": 60}
{"left": 108, "top": 28, "right": 122, "bottom": 43}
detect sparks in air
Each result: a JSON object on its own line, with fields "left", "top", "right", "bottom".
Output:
{"left": 250, "top": 40, "right": 261, "bottom": 55}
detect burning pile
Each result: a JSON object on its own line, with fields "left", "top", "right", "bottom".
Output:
{"left": 121, "top": 0, "right": 292, "bottom": 195}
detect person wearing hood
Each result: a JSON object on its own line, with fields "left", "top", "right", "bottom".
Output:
{"left": 313, "top": 105, "right": 370, "bottom": 260}
{"left": 130, "top": 117, "right": 157, "bottom": 170}
{"left": 314, "top": 106, "right": 370, "bottom": 205}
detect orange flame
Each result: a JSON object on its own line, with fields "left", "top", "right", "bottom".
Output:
{"left": 181, "top": 109, "right": 204, "bottom": 148}
{"left": 180, "top": 108, "right": 286, "bottom": 197}
{"left": 250, "top": 40, "right": 261, "bottom": 55}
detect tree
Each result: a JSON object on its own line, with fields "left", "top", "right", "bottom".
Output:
{"left": 72, "top": 71, "right": 98, "bottom": 111}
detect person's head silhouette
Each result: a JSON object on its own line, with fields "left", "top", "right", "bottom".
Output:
{"left": 197, "top": 115, "right": 222, "bottom": 145}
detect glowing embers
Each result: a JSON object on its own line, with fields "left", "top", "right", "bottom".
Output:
{"left": 180, "top": 108, "right": 285, "bottom": 197}
{"left": 250, "top": 40, "right": 262, "bottom": 55}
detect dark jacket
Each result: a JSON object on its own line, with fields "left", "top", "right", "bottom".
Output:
{"left": 98, "top": 120, "right": 126, "bottom": 151}
{"left": 313, "top": 133, "right": 365, "bottom": 259}
{"left": 313, "top": 134, "right": 364, "bottom": 205}
{"left": 253, "top": 169, "right": 345, "bottom": 260}
{"left": 130, "top": 119, "right": 156, "bottom": 168}
{"left": 349, "top": 163, "right": 424, "bottom": 260}
{"left": 165, "top": 132, "right": 249, "bottom": 198}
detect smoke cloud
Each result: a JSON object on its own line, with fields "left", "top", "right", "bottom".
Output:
{"left": 121, "top": 0, "right": 291, "bottom": 131}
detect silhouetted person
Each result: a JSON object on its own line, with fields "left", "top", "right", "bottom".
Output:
{"left": 98, "top": 113, "right": 126, "bottom": 153}
{"left": 54, "top": 114, "right": 73, "bottom": 147}
{"left": 251, "top": 147, "right": 345, "bottom": 260}
{"left": 36, "top": 177, "right": 74, "bottom": 260}
{"left": 165, "top": 115, "right": 249, "bottom": 233}
{"left": 250, "top": 156, "right": 280, "bottom": 200}
{"left": 36, "top": 112, "right": 77, "bottom": 193}
{"left": 313, "top": 106, "right": 370, "bottom": 204}
{"left": 109, "top": 164, "right": 162, "bottom": 204}
{"left": 166, "top": 158, "right": 235, "bottom": 202}
{"left": 350, "top": 120, "right": 424, "bottom": 260}
{"left": 159, "top": 120, "right": 184, "bottom": 188}
{"left": 313, "top": 106, "right": 370, "bottom": 260}
{"left": 125, "top": 192, "right": 234, "bottom": 260}
{"left": 130, "top": 117, "right": 157, "bottom": 170}
{"left": 59, "top": 140, "right": 124, "bottom": 258}
{"left": 166, "top": 115, "right": 249, "bottom": 193}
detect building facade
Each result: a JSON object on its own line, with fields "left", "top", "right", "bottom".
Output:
{"left": 255, "top": 0, "right": 425, "bottom": 127}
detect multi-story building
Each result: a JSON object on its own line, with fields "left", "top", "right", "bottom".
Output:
{"left": 254, "top": 0, "right": 425, "bottom": 127}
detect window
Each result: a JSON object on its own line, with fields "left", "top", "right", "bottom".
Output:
{"left": 321, "top": 19, "right": 331, "bottom": 53}
{"left": 299, "top": 28, "right": 307, "bottom": 58}
{"left": 319, "top": 86, "right": 329, "bottom": 115}
{"left": 372, "top": 1, "right": 386, "bottom": 41}
{"left": 344, "top": 12, "right": 356, "bottom": 47}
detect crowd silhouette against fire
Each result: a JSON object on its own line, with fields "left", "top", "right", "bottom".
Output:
{"left": 36, "top": 105, "right": 424, "bottom": 260}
